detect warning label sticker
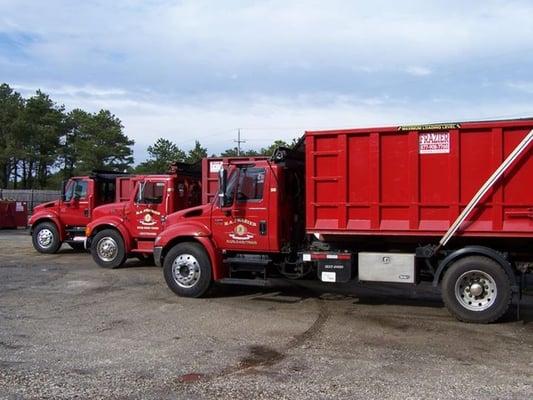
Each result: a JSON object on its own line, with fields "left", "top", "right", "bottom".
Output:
{"left": 209, "top": 161, "right": 223, "bottom": 173}
{"left": 419, "top": 132, "right": 450, "bottom": 154}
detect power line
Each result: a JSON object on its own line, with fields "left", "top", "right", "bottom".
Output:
{"left": 234, "top": 128, "right": 246, "bottom": 156}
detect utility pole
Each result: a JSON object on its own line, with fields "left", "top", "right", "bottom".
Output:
{"left": 234, "top": 128, "right": 246, "bottom": 156}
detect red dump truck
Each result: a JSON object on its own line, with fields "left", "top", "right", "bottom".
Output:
{"left": 86, "top": 157, "right": 267, "bottom": 268}
{"left": 29, "top": 171, "right": 132, "bottom": 253}
{"left": 154, "top": 119, "right": 533, "bottom": 323}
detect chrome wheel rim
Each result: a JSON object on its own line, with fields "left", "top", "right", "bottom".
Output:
{"left": 172, "top": 253, "right": 201, "bottom": 288}
{"left": 455, "top": 270, "right": 497, "bottom": 312}
{"left": 37, "top": 228, "right": 54, "bottom": 248}
{"left": 96, "top": 237, "right": 118, "bottom": 262}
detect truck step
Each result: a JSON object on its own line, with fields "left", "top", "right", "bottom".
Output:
{"left": 223, "top": 255, "right": 271, "bottom": 265}
{"left": 224, "top": 254, "right": 271, "bottom": 273}
{"left": 230, "top": 264, "right": 266, "bottom": 273}
{"left": 217, "top": 278, "right": 272, "bottom": 287}
{"left": 65, "top": 227, "right": 86, "bottom": 236}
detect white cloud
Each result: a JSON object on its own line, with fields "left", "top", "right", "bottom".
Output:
{"left": 3, "top": 1, "right": 533, "bottom": 163}
{"left": 10, "top": 80, "right": 533, "bottom": 163}
{"left": 13, "top": 83, "right": 128, "bottom": 97}
{"left": 2, "top": 1, "right": 533, "bottom": 79}
{"left": 405, "top": 66, "right": 432, "bottom": 77}
{"left": 507, "top": 81, "right": 533, "bottom": 94}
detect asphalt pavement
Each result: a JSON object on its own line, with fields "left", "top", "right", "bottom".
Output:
{"left": 1, "top": 229, "right": 532, "bottom": 399}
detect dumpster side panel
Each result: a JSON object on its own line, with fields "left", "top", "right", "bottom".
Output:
{"left": 306, "top": 120, "right": 533, "bottom": 238}
{"left": 0, "top": 200, "right": 28, "bottom": 228}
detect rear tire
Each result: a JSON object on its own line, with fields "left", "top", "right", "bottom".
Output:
{"left": 441, "top": 256, "right": 512, "bottom": 323}
{"left": 90, "top": 229, "right": 127, "bottom": 269}
{"left": 163, "top": 242, "right": 212, "bottom": 298}
{"left": 32, "top": 222, "right": 61, "bottom": 254}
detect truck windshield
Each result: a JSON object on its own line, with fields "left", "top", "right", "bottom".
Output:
{"left": 63, "top": 181, "right": 74, "bottom": 202}
{"left": 223, "top": 172, "right": 239, "bottom": 206}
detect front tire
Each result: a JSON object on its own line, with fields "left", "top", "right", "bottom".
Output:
{"left": 163, "top": 242, "right": 212, "bottom": 298}
{"left": 441, "top": 256, "right": 512, "bottom": 323}
{"left": 32, "top": 222, "right": 61, "bottom": 254}
{"left": 90, "top": 229, "right": 127, "bottom": 269}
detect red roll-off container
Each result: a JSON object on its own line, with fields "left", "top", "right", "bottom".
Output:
{"left": 305, "top": 119, "right": 533, "bottom": 238}
{"left": 0, "top": 200, "right": 28, "bottom": 229}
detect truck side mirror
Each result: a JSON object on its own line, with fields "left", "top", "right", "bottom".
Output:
{"left": 61, "top": 180, "right": 67, "bottom": 201}
{"left": 218, "top": 168, "right": 228, "bottom": 207}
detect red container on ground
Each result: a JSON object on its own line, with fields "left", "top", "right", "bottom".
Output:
{"left": 0, "top": 200, "right": 28, "bottom": 229}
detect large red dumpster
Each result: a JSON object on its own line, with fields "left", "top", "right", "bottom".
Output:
{"left": 305, "top": 119, "right": 533, "bottom": 238}
{"left": 0, "top": 200, "right": 28, "bottom": 229}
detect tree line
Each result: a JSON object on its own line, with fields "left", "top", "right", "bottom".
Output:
{"left": 135, "top": 138, "right": 293, "bottom": 174}
{"left": 0, "top": 83, "right": 294, "bottom": 189}
{"left": 0, "top": 83, "right": 134, "bottom": 189}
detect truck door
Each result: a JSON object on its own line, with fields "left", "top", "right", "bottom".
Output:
{"left": 60, "top": 179, "right": 93, "bottom": 227}
{"left": 129, "top": 179, "right": 168, "bottom": 240}
{"left": 211, "top": 166, "right": 271, "bottom": 252}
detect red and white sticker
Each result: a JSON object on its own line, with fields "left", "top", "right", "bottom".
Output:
{"left": 209, "top": 161, "right": 223, "bottom": 173}
{"left": 419, "top": 132, "right": 450, "bottom": 154}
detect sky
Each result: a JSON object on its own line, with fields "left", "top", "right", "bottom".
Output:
{"left": 1, "top": 0, "right": 533, "bottom": 162}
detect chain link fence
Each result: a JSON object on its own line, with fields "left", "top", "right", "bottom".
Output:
{"left": 0, "top": 189, "right": 61, "bottom": 213}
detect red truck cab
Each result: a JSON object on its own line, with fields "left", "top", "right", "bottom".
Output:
{"left": 29, "top": 171, "right": 131, "bottom": 253}
{"left": 153, "top": 157, "right": 297, "bottom": 293}
{"left": 86, "top": 158, "right": 267, "bottom": 269}
{"left": 86, "top": 163, "right": 202, "bottom": 268}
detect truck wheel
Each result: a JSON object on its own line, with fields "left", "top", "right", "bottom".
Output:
{"left": 441, "top": 256, "right": 512, "bottom": 323}
{"left": 90, "top": 229, "right": 127, "bottom": 269}
{"left": 163, "top": 242, "right": 212, "bottom": 298}
{"left": 32, "top": 222, "right": 61, "bottom": 254}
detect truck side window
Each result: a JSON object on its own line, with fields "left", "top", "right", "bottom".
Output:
{"left": 237, "top": 168, "right": 265, "bottom": 202}
{"left": 73, "top": 181, "right": 88, "bottom": 200}
{"left": 98, "top": 181, "right": 116, "bottom": 203}
{"left": 136, "top": 182, "right": 165, "bottom": 204}
{"left": 65, "top": 180, "right": 87, "bottom": 201}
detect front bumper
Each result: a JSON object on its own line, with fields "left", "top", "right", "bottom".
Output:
{"left": 153, "top": 246, "right": 163, "bottom": 267}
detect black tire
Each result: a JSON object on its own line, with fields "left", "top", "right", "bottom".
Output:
{"left": 441, "top": 256, "right": 512, "bottom": 323}
{"left": 32, "top": 222, "right": 61, "bottom": 254}
{"left": 163, "top": 242, "right": 212, "bottom": 298}
{"left": 90, "top": 229, "right": 127, "bottom": 269}
{"left": 68, "top": 242, "right": 86, "bottom": 252}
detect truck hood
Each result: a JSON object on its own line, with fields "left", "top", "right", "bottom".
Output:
{"left": 165, "top": 203, "right": 211, "bottom": 225}
{"left": 33, "top": 200, "right": 59, "bottom": 213}
{"left": 92, "top": 202, "right": 127, "bottom": 219}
